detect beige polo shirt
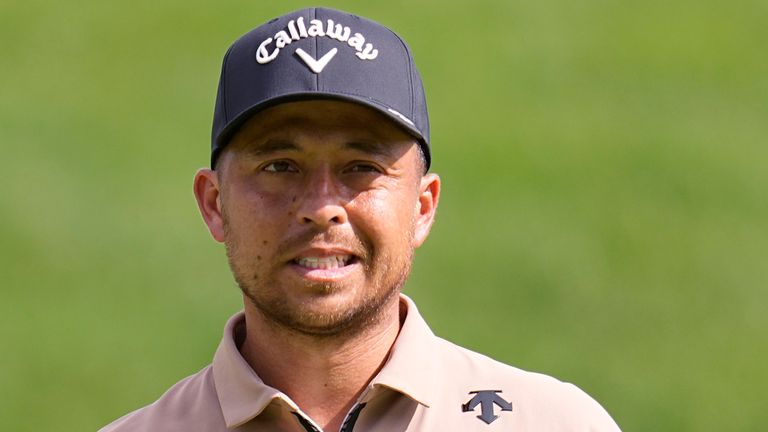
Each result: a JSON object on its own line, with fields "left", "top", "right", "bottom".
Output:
{"left": 101, "top": 296, "right": 620, "bottom": 431}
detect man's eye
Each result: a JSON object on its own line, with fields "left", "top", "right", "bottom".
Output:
{"left": 347, "top": 163, "right": 381, "bottom": 173}
{"left": 263, "top": 161, "right": 297, "bottom": 172}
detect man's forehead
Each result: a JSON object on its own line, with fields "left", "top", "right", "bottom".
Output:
{"left": 238, "top": 138, "right": 405, "bottom": 160}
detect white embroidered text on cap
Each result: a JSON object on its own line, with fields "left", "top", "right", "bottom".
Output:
{"left": 256, "top": 16, "right": 379, "bottom": 65}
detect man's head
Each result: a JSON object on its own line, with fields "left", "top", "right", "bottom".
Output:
{"left": 193, "top": 8, "right": 439, "bottom": 337}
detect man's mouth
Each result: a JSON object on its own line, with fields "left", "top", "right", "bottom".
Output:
{"left": 292, "top": 255, "right": 355, "bottom": 270}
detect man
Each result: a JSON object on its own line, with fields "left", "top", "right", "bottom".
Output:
{"left": 101, "top": 7, "right": 620, "bottom": 431}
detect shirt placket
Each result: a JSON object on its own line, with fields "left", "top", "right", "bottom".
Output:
{"left": 292, "top": 402, "right": 367, "bottom": 432}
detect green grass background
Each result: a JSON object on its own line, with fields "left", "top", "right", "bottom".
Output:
{"left": 1, "top": 0, "right": 766, "bottom": 430}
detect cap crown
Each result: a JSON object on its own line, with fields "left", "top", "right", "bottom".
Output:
{"left": 211, "top": 7, "right": 430, "bottom": 168}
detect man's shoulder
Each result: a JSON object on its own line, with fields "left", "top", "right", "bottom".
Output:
{"left": 433, "top": 335, "right": 567, "bottom": 388}
{"left": 431, "top": 336, "right": 621, "bottom": 430}
{"left": 99, "top": 365, "right": 224, "bottom": 432}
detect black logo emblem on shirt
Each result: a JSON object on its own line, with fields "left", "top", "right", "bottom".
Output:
{"left": 462, "top": 390, "right": 513, "bottom": 425}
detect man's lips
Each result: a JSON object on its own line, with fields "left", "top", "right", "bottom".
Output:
{"left": 293, "top": 255, "right": 354, "bottom": 270}
{"left": 288, "top": 248, "right": 361, "bottom": 280}
{"left": 289, "top": 254, "right": 360, "bottom": 283}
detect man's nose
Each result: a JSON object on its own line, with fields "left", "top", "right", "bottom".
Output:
{"left": 295, "top": 169, "right": 348, "bottom": 228}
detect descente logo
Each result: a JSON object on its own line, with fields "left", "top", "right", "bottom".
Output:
{"left": 256, "top": 17, "right": 379, "bottom": 64}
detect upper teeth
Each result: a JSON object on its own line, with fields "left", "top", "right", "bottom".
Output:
{"left": 296, "top": 255, "right": 351, "bottom": 269}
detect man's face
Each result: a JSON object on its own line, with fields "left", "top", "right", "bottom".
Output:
{"left": 194, "top": 100, "right": 440, "bottom": 336}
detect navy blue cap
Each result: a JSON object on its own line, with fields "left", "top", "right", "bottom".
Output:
{"left": 211, "top": 7, "right": 430, "bottom": 169}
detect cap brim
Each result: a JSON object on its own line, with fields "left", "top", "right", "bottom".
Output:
{"left": 211, "top": 92, "right": 430, "bottom": 170}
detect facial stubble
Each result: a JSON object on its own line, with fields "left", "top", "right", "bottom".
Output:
{"left": 222, "top": 206, "right": 414, "bottom": 339}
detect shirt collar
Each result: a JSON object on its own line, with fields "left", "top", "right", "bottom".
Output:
{"left": 212, "top": 294, "right": 441, "bottom": 427}
{"left": 212, "top": 312, "right": 290, "bottom": 428}
{"left": 365, "top": 294, "right": 441, "bottom": 408}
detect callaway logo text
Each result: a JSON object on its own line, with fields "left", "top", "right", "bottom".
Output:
{"left": 256, "top": 16, "right": 379, "bottom": 64}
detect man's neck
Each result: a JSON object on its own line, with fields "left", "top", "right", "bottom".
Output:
{"left": 239, "top": 296, "right": 403, "bottom": 431}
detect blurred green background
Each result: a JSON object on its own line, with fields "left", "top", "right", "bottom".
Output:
{"left": 1, "top": 0, "right": 766, "bottom": 430}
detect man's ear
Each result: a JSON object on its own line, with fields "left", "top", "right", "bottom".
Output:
{"left": 193, "top": 169, "right": 226, "bottom": 243}
{"left": 413, "top": 173, "right": 441, "bottom": 248}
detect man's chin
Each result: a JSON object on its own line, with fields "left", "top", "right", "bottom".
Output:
{"left": 245, "top": 289, "right": 399, "bottom": 338}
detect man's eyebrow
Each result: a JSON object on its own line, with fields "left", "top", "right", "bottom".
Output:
{"left": 245, "top": 139, "right": 301, "bottom": 156}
